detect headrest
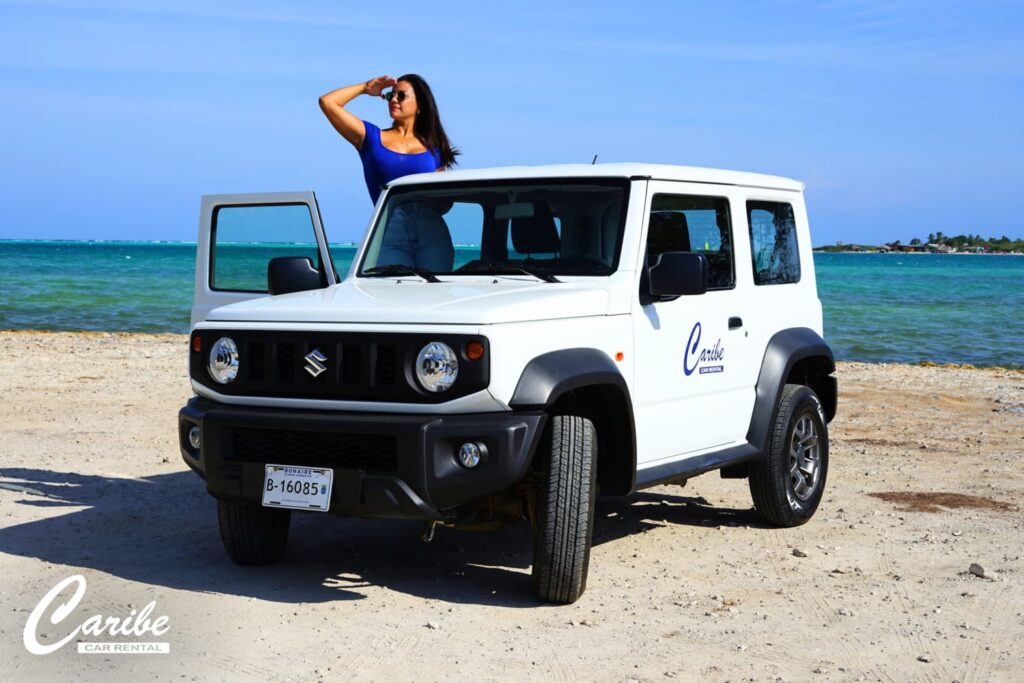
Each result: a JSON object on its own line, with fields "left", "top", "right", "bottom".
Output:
{"left": 601, "top": 200, "right": 623, "bottom": 237}
{"left": 647, "top": 212, "right": 690, "bottom": 261}
{"left": 511, "top": 202, "right": 560, "bottom": 254}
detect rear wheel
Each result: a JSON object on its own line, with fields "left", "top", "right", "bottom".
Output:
{"left": 749, "top": 384, "right": 829, "bottom": 527}
{"left": 217, "top": 499, "right": 291, "bottom": 565}
{"left": 531, "top": 415, "right": 598, "bottom": 604}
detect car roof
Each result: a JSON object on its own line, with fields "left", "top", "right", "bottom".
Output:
{"left": 387, "top": 162, "right": 805, "bottom": 192}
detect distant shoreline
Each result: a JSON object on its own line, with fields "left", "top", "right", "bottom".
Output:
{"left": 813, "top": 249, "right": 1023, "bottom": 256}
{"left": 0, "top": 239, "right": 364, "bottom": 247}
{"left": 5, "top": 238, "right": 1020, "bottom": 255}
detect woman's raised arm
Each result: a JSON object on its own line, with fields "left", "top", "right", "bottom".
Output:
{"left": 318, "top": 76, "right": 396, "bottom": 149}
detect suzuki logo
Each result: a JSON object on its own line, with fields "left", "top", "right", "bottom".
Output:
{"left": 304, "top": 348, "right": 328, "bottom": 378}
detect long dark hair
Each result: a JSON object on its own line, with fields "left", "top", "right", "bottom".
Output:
{"left": 398, "top": 73, "right": 459, "bottom": 169}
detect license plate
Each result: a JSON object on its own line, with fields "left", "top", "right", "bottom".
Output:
{"left": 262, "top": 465, "right": 333, "bottom": 512}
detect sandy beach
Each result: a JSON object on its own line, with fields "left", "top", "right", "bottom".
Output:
{"left": 0, "top": 331, "right": 1021, "bottom": 682}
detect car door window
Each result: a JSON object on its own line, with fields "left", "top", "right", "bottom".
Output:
{"left": 212, "top": 204, "right": 322, "bottom": 292}
{"left": 649, "top": 194, "right": 735, "bottom": 290}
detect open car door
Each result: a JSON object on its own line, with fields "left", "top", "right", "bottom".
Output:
{"left": 192, "top": 191, "right": 336, "bottom": 328}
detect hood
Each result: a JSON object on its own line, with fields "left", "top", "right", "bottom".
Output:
{"left": 206, "top": 278, "right": 612, "bottom": 325}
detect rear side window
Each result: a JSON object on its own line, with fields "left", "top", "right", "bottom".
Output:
{"left": 747, "top": 201, "right": 801, "bottom": 285}
{"left": 649, "top": 194, "right": 735, "bottom": 289}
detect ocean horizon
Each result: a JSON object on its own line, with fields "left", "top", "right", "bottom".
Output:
{"left": 1, "top": 241, "right": 1021, "bottom": 369}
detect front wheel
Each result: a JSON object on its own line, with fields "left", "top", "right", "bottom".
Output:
{"left": 217, "top": 499, "right": 291, "bottom": 565}
{"left": 749, "top": 384, "right": 829, "bottom": 527}
{"left": 531, "top": 414, "right": 598, "bottom": 604}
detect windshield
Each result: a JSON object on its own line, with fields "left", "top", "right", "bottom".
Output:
{"left": 358, "top": 179, "right": 630, "bottom": 277}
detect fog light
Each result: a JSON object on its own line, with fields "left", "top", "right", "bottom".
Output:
{"left": 457, "top": 442, "right": 484, "bottom": 469}
{"left": 187, "top": 425, "right": 201, "bottom": 450}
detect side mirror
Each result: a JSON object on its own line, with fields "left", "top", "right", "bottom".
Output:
{"left": 268, "top": 256, "right": 321, "bottom": 295}
{"left": 648, "top": 252, "right": 708, "bottom": 299}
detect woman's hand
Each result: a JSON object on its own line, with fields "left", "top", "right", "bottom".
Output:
{"left": 320, "top": 80, "right": 388, "bottom": 149}
{"left": 319, "top": 75, "right": 395, "bottom": 149}
{"left": 363, "top": 76, "right": 397, "bottom": 97}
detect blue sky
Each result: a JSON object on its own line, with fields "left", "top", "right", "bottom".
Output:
{"left": 0, "top": 0, "right": 1021, "bottom": 246}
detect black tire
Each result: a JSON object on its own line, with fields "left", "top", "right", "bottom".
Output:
{"left": 532, "top": 414, "right": 598, "bottom": 604}
{"left": 217, "top": 499, "right": 291, "bottom": 565}
{"left": 749, "top": 384, "right": 829, "bottom": 527}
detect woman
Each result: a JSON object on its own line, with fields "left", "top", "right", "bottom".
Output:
{"left": 319, "top": 75, "right": 459, "bottom": 271}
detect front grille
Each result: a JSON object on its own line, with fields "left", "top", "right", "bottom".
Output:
{"left": 341, "top": 343, "right": 361, "bottom": 384}
{"left": 231, "top": 427, "right": 398, "bottom": 472}
{"left": 374, "top": 344, "right": 397, "bottom": 385}
{"left": 248, "top": 342, "right": 266, "bottom": 381}
{"left": 190, "top": 330, "right": 489, "bottom": 403}
{"left": 277, "top": 343, "right": 295, "bottom": 382}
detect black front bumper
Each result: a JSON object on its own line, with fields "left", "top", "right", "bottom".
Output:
{"left": 178, "top": 397, "right": 546, "bottom": 521}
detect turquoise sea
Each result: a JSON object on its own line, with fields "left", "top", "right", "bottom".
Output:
{"left": 0, "top": 242, "right": 1021, "bottom": 368}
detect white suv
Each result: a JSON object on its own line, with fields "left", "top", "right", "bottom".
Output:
{"left": 179, "top": 164, "right": 837, "bottom": 604}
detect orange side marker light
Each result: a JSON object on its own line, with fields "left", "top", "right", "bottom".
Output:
{"left": 192, "top": 335, "right": 202, "bottom": 353}
{"left": 615, "top": 351, "right": 624, "bottom": 362}
{"left": 465, "top": 341, "right": 485, "bottom": 361}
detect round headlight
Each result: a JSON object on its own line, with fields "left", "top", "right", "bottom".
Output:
{"left": 208, "top": 337, "right": 239, "bottom": 384}
{"left": 415, "top": 341, "right": 458, "bottom": 393}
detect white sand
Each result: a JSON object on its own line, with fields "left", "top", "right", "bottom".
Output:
{"left": 0, "top": 331, "right": 1021, "bottom": 682}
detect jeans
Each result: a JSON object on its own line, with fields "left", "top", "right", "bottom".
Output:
{"left": 377, "top": 202, "right": 454, "bottom": 272}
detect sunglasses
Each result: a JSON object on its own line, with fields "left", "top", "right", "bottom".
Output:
{"left": 382, "top": 90, "right": 412, "bottom": 103}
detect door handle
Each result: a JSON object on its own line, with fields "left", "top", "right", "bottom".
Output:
{"left": 728, "top": 316, "right": 743, "bottom": 329}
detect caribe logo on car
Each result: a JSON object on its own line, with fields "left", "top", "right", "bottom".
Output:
{"left": 684, "top": 322, "right": 725, "bottom": 376}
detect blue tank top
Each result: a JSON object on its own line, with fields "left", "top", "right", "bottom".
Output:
{"left": 358, "top": 120, "right": 441, "bottom": 204}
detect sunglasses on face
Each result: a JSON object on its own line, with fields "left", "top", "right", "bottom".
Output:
{"left": 382, "top": 90, "right": 412, "bottom": 103}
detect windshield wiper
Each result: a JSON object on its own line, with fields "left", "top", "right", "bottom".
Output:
{"left": 362, "top": 265, "right": 441, "bottom": 283}
{"left": 458, "top": 261, "right": 561, "bottom": 283}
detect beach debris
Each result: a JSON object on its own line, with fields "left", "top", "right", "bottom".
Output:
{"left": 0, "top": 482, "right": 46, "bottom": 496}
{"left": 968, "top": 563, "right": 989, "bottom": 579}
{"left": 425, "top": 621, "right": 441, "bottom": 630}
{"left": 792, "top": 548, "right": 808, "bottom": 558}
{"left": 916, "top": 654, "right": 932, "bottom": 663}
